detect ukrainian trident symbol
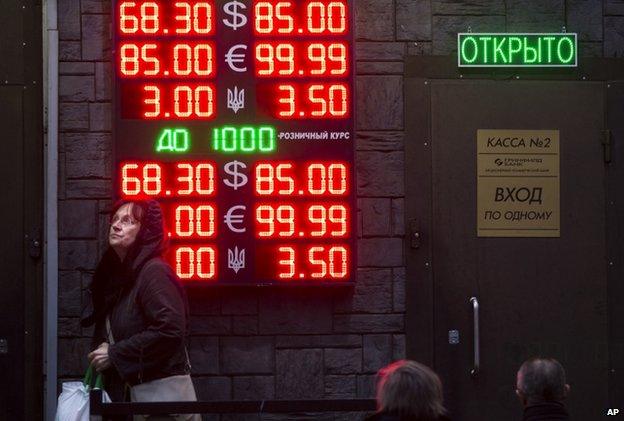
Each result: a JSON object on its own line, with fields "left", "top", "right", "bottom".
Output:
{"left": 228, "top": 246, "right": 245, "bottom": 273}
{"left": 227, "top": 87, "right": 245, "bottom": 113}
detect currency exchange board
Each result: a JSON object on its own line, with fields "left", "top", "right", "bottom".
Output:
{"left": 113, "top": 0, "right": 356, "bottom": 285}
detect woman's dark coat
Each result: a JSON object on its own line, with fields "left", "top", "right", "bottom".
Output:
{"left": 82, "top": 201, "right": 189, "bottom": 401}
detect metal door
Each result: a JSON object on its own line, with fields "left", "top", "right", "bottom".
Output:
{"left": 406, "top": 80, "right": 608, "bottom": 420}
{"left": 0, "top": 0, "right": 43, "bottom": 417}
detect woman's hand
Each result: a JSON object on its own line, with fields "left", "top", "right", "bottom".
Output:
{"left": 88, "top": 342, "right": 111, "bottom": 372}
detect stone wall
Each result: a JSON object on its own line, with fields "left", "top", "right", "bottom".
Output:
{"left": 56, "top": 0, "right": 624, "bottom": 418}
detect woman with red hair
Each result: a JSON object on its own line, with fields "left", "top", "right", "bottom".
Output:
{"left": 366, "top": 360, "right": 450, "bottom": 421}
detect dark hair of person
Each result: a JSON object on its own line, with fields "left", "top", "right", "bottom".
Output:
{"left": 110, "top": 199, "right": 146, "bottom": 226}
{"left": 517, "top": 358, "right": 567, "bottom": 403}
{"left": 376, "top": 360, "right": 447, "bottom": 420}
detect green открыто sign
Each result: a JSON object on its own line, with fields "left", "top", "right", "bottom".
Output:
{"left": 458, "top": 33, "right": 577, "bottom": 67}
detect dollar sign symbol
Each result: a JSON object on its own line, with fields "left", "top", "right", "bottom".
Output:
{"left": 223, "top": 1, "right": 248, "bottom": 30}
{"left": 224, "top": 161, "right": 249, "bottom": 190}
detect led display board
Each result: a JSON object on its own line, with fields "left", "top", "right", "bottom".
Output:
{"left": 113, "top": 0, "right": 356, "bottom": 285}
{"left": 458, "top": 33, "right": 577, "bottom": 67}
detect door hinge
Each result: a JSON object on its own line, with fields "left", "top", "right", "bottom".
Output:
{"left": 602, "top": 130, "right": 612, "bottom": 164}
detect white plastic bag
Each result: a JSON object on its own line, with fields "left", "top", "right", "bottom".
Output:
{"left": 55, "top": 366, "right": 111, "bottom": 421}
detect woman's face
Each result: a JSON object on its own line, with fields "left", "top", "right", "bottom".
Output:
{"left": 109, "top": 203, "right": 141, "bottom": 255}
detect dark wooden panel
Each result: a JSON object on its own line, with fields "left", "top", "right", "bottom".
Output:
{"left": 607, "top": 81, "right": 624, "bottom": 406}
{"left": 404, "top": 77, "right": 434, "bottom": 366}
{"left": 21, "top": 1, "right": 44, "bottom": 418}
{"left": 0, "top": 0, "right": 25, "bottom": 83}
{"left": 0, "top": 86, "right": 25, "bottom": 419}
{"left": 0, "top": 0, "right": 43, "bottom": 418}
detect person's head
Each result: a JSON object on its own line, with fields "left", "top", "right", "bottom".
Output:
{"left": 375, "top": 360, "right": 446, "bottom": 420}
{"left": 108, "top": 200, "right": 146, "bottom": 260}
{"left": 516, "top": 357, "right": 570, "bottom": 406}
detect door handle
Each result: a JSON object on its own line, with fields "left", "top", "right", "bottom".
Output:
{"left": 470, "top": 297, "right": 480, "bottom": 377}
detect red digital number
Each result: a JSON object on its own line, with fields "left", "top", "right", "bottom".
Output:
{"left": 118, "top": 1, "right": 215, "bottom": 36}
{"left": 141, "top": 84, "right": 215, "bottom": 119}
{"left": 306, "top": 1, "right": 347, "bottom": 34}
{"left": 254, "top": 1, "right": 294, "bottom": 34}
{"left": 121, "top": 162, "right": 162, "bottom": 196}
{"left": 277, "top": 245, "right": 349, "bottom": 279}
{"left": 120, "top": 162, "right": 216, "bottom": 197}
{"left": 307, "top": 43, "right": 347, "bottom": 75}
{"left": 255, "top": 162, "right": 295, "bottom": 195}
{"left": 256, "top": 204, "right": 295, "bottom": 237}
{"left": 254, "top": 42, "right": 347, "bottom": 77}
{"left": 173, "top": 204, "right": 216, "bottom": 238}
{"left": 277, "top": 84, "right": 296, "bottom": 117}
{"left": 255, "top": 162, "right": 348, "bottom": 196}
{"left": 118, "top": 42, "right": 215, "bottom": 78}
{"left": 174, "top": 246, "right": 216, "bottom": 280}
{"left": 255, "top": 43, "right": 295, "bottom": 76}
{"left": 175, "top": 163, "right": 215, "bottom": 196}
{"left": 119, "top": 43, "right": 160, "bottom": 76}
{"left": 255, "top": 203, "right": 348, "bottom": 238}
{"left": 307, "top": 204, "right": 348, "bottom": 237}
{"left": 173, "top": 43, "right": 215, "bottom": 76}
{"left": 276, "top": 83, "right": 349, "bottom": 119}
{"left": 253, "top": 1, "right": 347, "bottom": 35}
{"left": 174, "top": 2, "right": 214, "bottom": 35}
{"left": 278, "top": 246, "right": 296, "bottom": 278}
{"left": 119, "top": 1, "right": 160, "bottom": 34}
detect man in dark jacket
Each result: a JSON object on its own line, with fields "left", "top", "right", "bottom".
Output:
{"left": 515, "top": 358, "right": 570, "bottom": 421}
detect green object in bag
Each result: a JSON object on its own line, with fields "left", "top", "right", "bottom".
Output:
{"left": 82, "top": 365, "right": 105, "bottom": 391}
{"left": 56, "top": 365, "right": 112, "bottom": 420}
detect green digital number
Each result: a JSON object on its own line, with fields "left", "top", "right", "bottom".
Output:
{"left": 212, "top": 126, "right": 276, "bottom": 153}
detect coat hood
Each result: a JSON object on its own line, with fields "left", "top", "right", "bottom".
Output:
{"left": 81, "top": 200, "right": 168, "bottom": 327}
{"left": 131, "top": 199, "right": 167, "bottom": 273}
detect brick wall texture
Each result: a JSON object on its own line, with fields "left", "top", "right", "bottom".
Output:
{"left": 57, "top": 0, "right": 624, "bottom": 418}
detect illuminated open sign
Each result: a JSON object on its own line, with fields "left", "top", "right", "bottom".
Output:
{"left": 113, "top": 0, "right": 356, "bottom": 286}
{"left": 458, "top": 33, "right": 578, "bottom": 68}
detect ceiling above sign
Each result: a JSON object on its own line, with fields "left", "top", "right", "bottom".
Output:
{"left": 458, "top": 33, "right": 578, "bottom": 68}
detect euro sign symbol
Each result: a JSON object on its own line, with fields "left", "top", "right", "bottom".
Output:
{"left": 223, "top": 160, "right": 248, "bottom": 190}
{"left": 223, "top": 1, "right": 247, "bottom": 30}
{"left": 225, "top": 44, "right": 247, "bottom": 72}
{"left": 224, "top": 205, "right": 246, "bottom": 233}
